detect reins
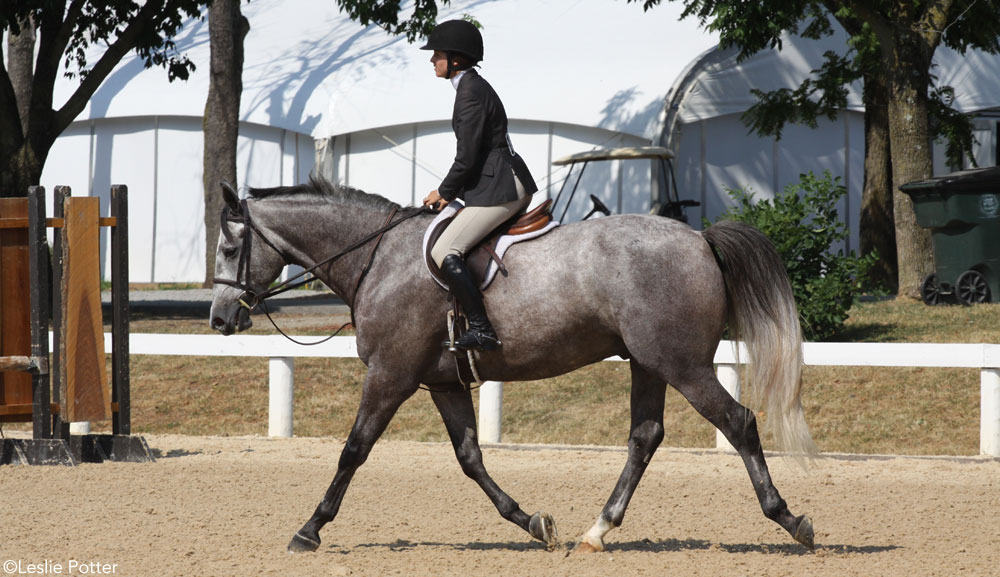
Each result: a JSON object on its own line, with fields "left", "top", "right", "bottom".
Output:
{"left": 214, "top": 198, "right": 432, "bottom": 344}
{"left": 216, "top": 196, "right": 491, "bottom": 392}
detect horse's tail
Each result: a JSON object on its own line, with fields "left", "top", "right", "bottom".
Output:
{"left": 701, "top": 220, "right": 816, "bottom": 461}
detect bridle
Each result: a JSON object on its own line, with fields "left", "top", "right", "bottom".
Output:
{"left": 213, "top": 197, "right": 430, "bottom": 343}
{"left": 213, "top": 198, "right": 283, "bottom": 311}
{"left": 214, "top": 196, "right": 487, "bottom": 392}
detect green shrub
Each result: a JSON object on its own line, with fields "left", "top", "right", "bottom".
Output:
{"left": 710, "top": 171, "right": 877, "bottom": 341}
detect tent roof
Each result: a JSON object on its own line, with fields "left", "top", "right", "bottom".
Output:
{"left": 670, "top": 22, "right": 864, "bottom": 125}
{"left": 669, "top": 19, "right": 1000, "bottom": 126}
{"left": 53, "top": 0, "right": 719, "bottom": 140}
{"left": 933, "top": 47, "right": 1000, "bottom": 115}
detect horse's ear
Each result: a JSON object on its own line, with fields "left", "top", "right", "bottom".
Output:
{"left": 221, "top": 181, "right": 241, "bottom": 214}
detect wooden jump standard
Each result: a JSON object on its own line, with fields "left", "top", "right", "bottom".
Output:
{"left": 0, "top": 185, "right": 151, "bottom": 465}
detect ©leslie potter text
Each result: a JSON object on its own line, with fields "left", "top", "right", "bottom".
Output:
{"left": 3, "top": 560, "right": 118, "bottom": 575}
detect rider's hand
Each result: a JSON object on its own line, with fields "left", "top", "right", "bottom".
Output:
{"left": 423, "top": 189, "right": 448, "bottom": 210}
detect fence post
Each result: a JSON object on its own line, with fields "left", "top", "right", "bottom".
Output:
{"left": 479, "top": 380, "right": 503, "bottom": 443}
{"left": 52, "top": 186, "right": 70, "bottom": 439}
{"left": 111, "top": 185, "right": 131, "bottom": 435}
{"left": 981, "top": 368, "right": 1000, "bottom": 457}
{"left": 715, "top": 364, "right": 739, "bottom": 451}
{"left": 268, "top": 357, "right": 294, "bottom": 437}
{"left": 28, "top": 186, "right": 51, "bottom": 439}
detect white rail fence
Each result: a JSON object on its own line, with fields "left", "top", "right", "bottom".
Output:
{"left": 108, "top": 334, "right": 1000, "bottom": 457}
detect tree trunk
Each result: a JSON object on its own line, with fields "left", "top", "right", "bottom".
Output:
{"left": 886, "top": 39, "right": 935, "bottom": 299}
{"left": 858, "top": 71, "right": 897, "bottom": 291}
{"left": 202, "top": 0, "right": 249, "bottom": 286}
{"left": 8, "top": 16, "right": 34, "bottom": 137}
{"left": 1, "top": 145, "right": 46, "bottom": 197}
{"left": 1, "top": 16, "right": 39, "bottom": 197}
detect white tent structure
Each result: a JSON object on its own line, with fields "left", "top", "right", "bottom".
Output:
{"left": 311, "top": 0, "right": 721, "bottom": 221}
{"left": 41, "top": 3, "right": 324, "bottom": 282}
{"left": 38, "top": 2, "right": 999, "bottom": 283}
{"left": 38, "top": 0, "right": 719, "bottom": 283}
{"left": 661, "top": 20, "right": 1000, "bottom": 254}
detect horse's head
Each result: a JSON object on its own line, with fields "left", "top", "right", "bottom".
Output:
{"left": 210, "top": 183, "right": 286, "bottom": 335}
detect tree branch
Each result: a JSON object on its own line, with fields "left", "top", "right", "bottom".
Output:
{"left": 54, "top": 0, "right": 167, "bottom": 134}
{"left": 918, "top": 0, "right": 954, "bottom": 48}
{"left": 35, "top": 1, "right": 82, "bottom": 84}
{"left": 32, "top": 0, "right": 83, "bottom": 121}
{"left": 839, "top": 0, "right": 894, "bottom": 57}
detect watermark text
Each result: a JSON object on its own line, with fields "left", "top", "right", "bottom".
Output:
{"left": 3, "top": 560, "right": 118, "bottom": 575}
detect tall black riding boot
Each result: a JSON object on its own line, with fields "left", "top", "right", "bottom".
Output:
{"left": 440, "top": 254, "right": 501, "bottom": 351}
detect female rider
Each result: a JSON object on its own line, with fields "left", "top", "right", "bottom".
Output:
{"left": 421, "top": 20, "right": 537, "bottom": 352}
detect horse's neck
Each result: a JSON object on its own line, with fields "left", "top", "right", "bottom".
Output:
{"left": 258, "top": 197, "right": 394, "bottom": 306}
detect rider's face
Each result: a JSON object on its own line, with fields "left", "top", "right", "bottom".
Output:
{"left": 431, "top": 50, "right": 450, "bottom": 79}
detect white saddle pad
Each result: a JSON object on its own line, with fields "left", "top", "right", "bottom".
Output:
{"left": 422, "top": 200, "right": 559, "bottom": 291}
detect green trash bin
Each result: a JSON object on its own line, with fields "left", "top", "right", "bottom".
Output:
{"left": 900, "top": 166, "right": 1000, "bottom": 305}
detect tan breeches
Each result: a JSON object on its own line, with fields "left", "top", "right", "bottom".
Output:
{"left": 431, "top": 194, "right": 532, "bottom": 267}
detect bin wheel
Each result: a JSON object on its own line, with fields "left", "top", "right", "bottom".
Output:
{"left": 956, "top": 270, "right": 991, "bottom": 306}
{"left": 920, "top": 273, "right": 944, "bottom": 306}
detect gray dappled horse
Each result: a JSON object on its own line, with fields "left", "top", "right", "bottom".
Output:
{"left": 210, "top": 177, "right": 816, "bottom": 554}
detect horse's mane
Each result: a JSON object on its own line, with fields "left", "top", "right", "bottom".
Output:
{"left": 248, "top": 175, "right": 413, "bottom": 214}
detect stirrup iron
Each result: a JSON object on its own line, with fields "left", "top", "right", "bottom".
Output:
{"left": 444, "top": 310, "right": 484, "bottom": 389}
{"left": 445, "top": 310, "right": 460, "bottom": 353}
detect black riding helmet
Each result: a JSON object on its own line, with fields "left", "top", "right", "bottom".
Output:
{"left": 420, "top": 19, "right": 484, "bottom": 73}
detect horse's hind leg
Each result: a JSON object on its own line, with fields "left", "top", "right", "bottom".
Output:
{"left": 287, "top": 371, "right": 419, "bottom": 553}
{"left": 429, "top": 383, "right": 559, "bottom": 550}
{"left": 577, "top": 361, "right": 666, "bottom": 553}
{"left": 673, "top": 367, "right": 814, "bottom": 548}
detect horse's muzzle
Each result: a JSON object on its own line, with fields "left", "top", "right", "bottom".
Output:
{"left": 211, "top": 305, "right": 253, "bottom": 335}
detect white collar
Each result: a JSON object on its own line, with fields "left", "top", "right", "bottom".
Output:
{"left": 450, "top": 69, "right": 467, "bottom": 90}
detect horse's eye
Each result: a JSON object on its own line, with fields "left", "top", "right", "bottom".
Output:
{"left": 222, "top": 247, "right": 239, "bottom": 259}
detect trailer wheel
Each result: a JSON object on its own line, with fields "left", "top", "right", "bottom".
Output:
{"left": 956, "top": 270, "right": 991, "bottom": 305}
{"left": 920, "top": 273, "right": 945, "bottom": 306}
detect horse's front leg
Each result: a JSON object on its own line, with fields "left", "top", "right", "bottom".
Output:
{"left": 429, "top": 383, "right": 559, "bottom": 550}
{"left": 576, "top": 361, "right": 666, "bottom": 553}
{"left": 288, "top": 370, "right": 419, "bottom": 553}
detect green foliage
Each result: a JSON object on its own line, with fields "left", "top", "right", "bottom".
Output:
{"left": 333, "top": 2, "right": 480, "bottom": 42}
{"left": 928, "top": 85, "right": 978, "bottom": 169}
{"left": 629, "top": 0, "right": 999, "bottom": 168}
{"left": 742, "top": 50, "right": 856, "bottom": 140}
{"left": 334, "top": 0, "right": 447, "bottom": 42}
{"left": 2, "top": 1, "right": 207, "bottom": 82}
{"left": 2, "top": 1, "right": 215, "bottom": 196}
{"left": 710, "top": 171, "right": 877, "bottom": 341}
{"left": 460, "top": 13, "right": 482, "bottom": 29}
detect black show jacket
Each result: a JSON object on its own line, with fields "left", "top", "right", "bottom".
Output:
{"left": 438, "top": 70, "right": 538, "bottom": 206}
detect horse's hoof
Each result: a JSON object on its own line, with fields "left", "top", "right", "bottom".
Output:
{"left": 573, "top": 539, "right": 603, "bottom": 554}
{"left": 528, "top": 511, "right": 559, "bottom": 550}
{"left": 287, "top": 531, "right": 321, "bottom": 553}
{"left": 792, "top": 515, "right": 815, "bottom": 549}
